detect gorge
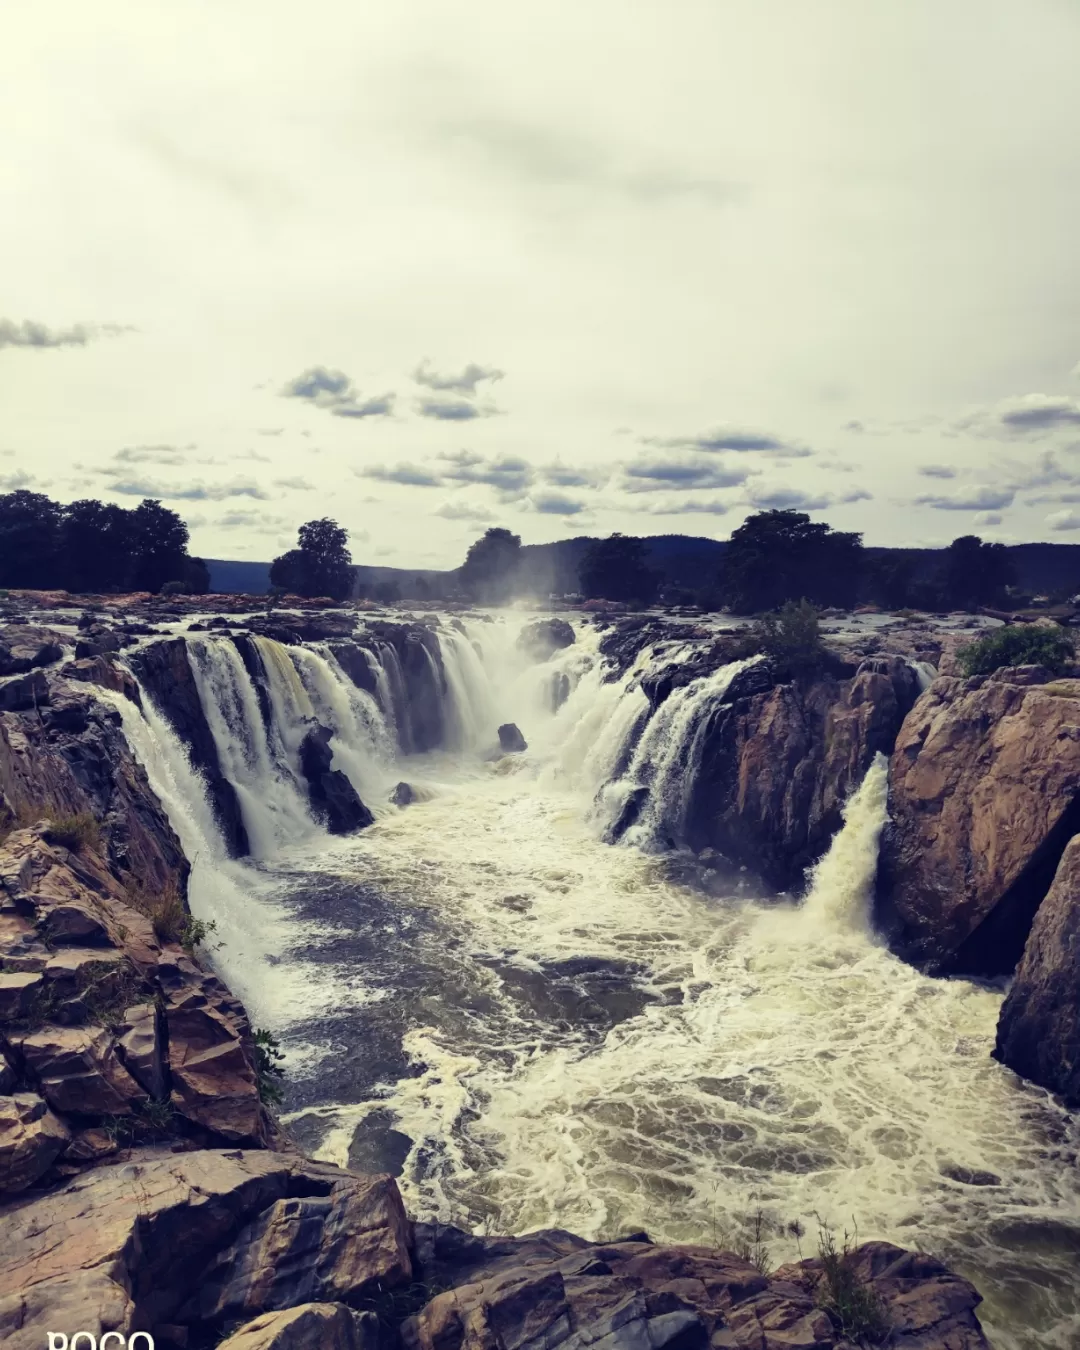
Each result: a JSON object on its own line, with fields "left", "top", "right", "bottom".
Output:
{"left": 2, "top": 599, "right": 1079, "bottom": 1350}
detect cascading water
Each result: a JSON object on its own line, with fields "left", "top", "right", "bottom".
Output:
{"left": 114, "top": 613, "right": 1080, "bottom": 1350}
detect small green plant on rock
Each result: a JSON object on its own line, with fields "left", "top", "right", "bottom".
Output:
{"left": 44, "top": 811, "right": 101, "bottom": 853}
{"left": 254, "top": 1027, "right": 287, "bottom": 1106}
{"left": 957, "top": 624, "right": 1075, "bottom": 678}
{"left": 814, "top": 1222, "right": 890, "bottom": 1345}
{"left": 737, "top": 599, "right": 825, "bottom": 680}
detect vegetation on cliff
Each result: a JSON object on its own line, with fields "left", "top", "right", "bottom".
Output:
{"left": 957, "top": 623, "right": 1075, "bottom": 677}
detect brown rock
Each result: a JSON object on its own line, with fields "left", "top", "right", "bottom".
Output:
{"left": 0, "top": 626, "right": 65, "bottom": 674}
{"left": 159, "top": 952, "right": 263, "bottom": 1141}
{"left": 62, "top": 1126, "right": 118, "bottom": 1163}
{"left": 0, "top": 971, "right": 44, "bottom": 1022}
{"left": 217, "top": 1303, "right": 379, "bottom": 1350}
{"left": 880, "top": 671, "right": 1080, "bottom": 973}
{"left": 14, "top": 1025, "right": 146, "bottom": 1115}
{"left": 117, "top": 1002, "right": 168, "bottom": 1099}
{"left": 995, "top": 833, "right": 1080, "bottom": 1104}
{"left": 687, "top": 657, "right": 919, "bottom": 889}
{"left": 61, "top": 655, "right": 142, "bottom": 705}
{"left": 0, "top": 1092, "right": 70, "bottom": 1192}
{"left": 189, "top": 1172, "right": 414, "bottom": 1322}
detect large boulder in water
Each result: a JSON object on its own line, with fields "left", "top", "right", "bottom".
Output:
{"left": 879, "top": 667, "right": 1080, "bottom": 975}
{"left": 517, "top": 618, "right": 575, "bottom": 662}
{"left": 498, "top": 723, "right": 528, "bottom": 753}
{"left": 298, "top": 724, "right": 374, "bottom": 834}
{"left": 994, "top": 833, "right": 1080, "bottom": 1105}
{"left": 0, "top": 624, "right": 65, "bottom": 674}
{"left": 685, "top": 656, "right": 919, "bottom": 890}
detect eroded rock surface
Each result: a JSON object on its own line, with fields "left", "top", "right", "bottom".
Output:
{"left": 995, "top": 833, "right": 1080, "bottom": 1104}
{"left": 879, "top": 668, "right": 1080, "bottom": 974}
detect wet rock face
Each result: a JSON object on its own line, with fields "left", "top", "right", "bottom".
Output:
{"left": 498, "top": 722, "right": 528, "bottom": 753}
{"left": 686, "top": 656, "right": 920, "bottom": 891}
{"left": 132, "top": 638, "right": 251, "bottom": 857}
{"left": 995, "top": 833, "right": 1080, "bottom": 1105}
{"left": 879, "top": 669, "right": 1080, "bottom": 975}
{"left": 405, "top": 1229, "right": 990, "bottom": 1350}
{"left": 298, "top": 724, "right": 374, "bottom": 834}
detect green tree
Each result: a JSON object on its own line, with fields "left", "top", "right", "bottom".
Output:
{"left": 128, "top": 499, "right": 191, "bottom": 593}
{"left": 459, "top": 527, "right": 522, "bottom": 602}
{"left": 940, "top": 535, "right": 1014, "bottom": 610}
{"left": 0, "top": 490, "right": 63, "bottom": 588}
{"left": 579, "top": 534, "right": 658, "bottom": 604}
{"left": 60, "top": 499, "right": 135, "bottom": 592}
{"left": 270, "top": 518, "right": 354, "bottom": 600}
{"left": 957, "top": 624, "right": 1075, "bottom": 677}
{"left": 718, "top": 510, "right": 864, "bottom": 613}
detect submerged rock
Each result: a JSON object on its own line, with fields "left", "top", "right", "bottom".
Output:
{"left": 498, "top": 722, "right": 528, "bottom": 753}
{"left": 880, "top": 668, "right": 1080, "bottom": 975}
{"left": 995, "top": 833, "right": 1080, "bottom": 1105}
{"left": 391, "top": 781, "right": 415, "bottom": 808}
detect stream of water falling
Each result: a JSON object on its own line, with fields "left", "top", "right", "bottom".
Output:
{"left": 109, "top": 614, "right": 1080, "bottom": 1350}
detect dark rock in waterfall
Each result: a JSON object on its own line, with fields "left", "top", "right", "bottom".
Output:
{"left": 391, "top": 781, "right": 415, "bottom": 807}
{"left": 498, "top": 722, "right": 528, "bottom": 753}
{"left": 686, "top": 655, "right": 920, "bottom": 891}
{"left": 328, "top": 641, "right": 379, "bottom": 698}
{"left": 994, "top": 833, "right": 1080, "bottom": 1105}
{"left": 131, "top": 638, "right": 251, "bottom": 858}
{"left": 879, "top": 668, "right": 1080, "bottom": 976}
{"left": 0, "top": 624, "right": 65, "bottom": 674}
{"left": 549, "top": 669, "right": 571, "bottom": 712}
{"left": 230, "top": 633, "right": 273, "bottom": 731}
{"left": 299, "top": 723, "right": 374, "bottom": 834}
{"left": 606, "top": 785, "right": 650, "bottom": 842}
{"left": 518, "top": 618, "right": 575, "bottom": 662}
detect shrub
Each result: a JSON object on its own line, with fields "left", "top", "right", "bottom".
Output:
{"left": 254, "top": 1027, "right": 287, "bottom": 1106}
{"left": 737, "top": 599, "right": 825, "bottom": 679}
{"left": 44, "top": 811, "right": 101, "bottom": 853}
{"left": 814, "top": 1223, "right": 890, "bottom": 1344}
{"left": 123, "top": 879, "right": 215, "bottom": 952}
{"left": 160, "top": 579, "right": 190, "bottom": 597}
{"left": 957, "top": 624, "right": 1075, "bottom": 678}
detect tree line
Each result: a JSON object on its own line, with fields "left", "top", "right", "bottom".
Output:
{"left": 0, "top": 489, "right": 209, "bottom": 594}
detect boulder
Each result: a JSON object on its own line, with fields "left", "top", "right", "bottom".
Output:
{"left": 0, "top": 670, "right": 49, "bottom": 712}
{"left": 391, "top": 781, "right": 415, "bottom": 808}
{"left": 61, "top": 656, "right": 142, "bottom": 705}
{"left": 0, "top": 625, "right": 64, "bottom": 674}
{"left": 158, "top": 952, "right": 264, "bottom": 1141}
{"left": 0, "top": 1148, "right": 413, "bottom": 1350}
{"left": 0, "top": 1092, "right": 70, "bottom": 1192}
{"left": 0, "top": 970, "right": 44, "bottom": 1023}
{"left": 116, "top": 1002, "right": 168, "bottom": 1100}
{"left": 131, "top": 638, "right": 251, "bottom": 857}
{"left": 518, "top": 619, "right": 576, "bottom": 662}
{"left": 879, "top": 670, "right": 1080, "bottom": 974}
{"left": 685, "top": 657, "right": 919, "bottom": 890}
{"left": 995, "top": 833, "right": 1080, "bottom": 1104}
{"left": 217, "top": 1303, "right": 379, "bottom": 1350}
{"left": 499, "top": 723, "right": 528, "bottom": 754}
{"left": 13, "top": 1025, "right": 146, "bottom": 1116}
{"left": 298, "top": 725, "right": 374, "bottom": 835}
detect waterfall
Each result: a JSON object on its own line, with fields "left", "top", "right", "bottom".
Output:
{"left": 801, "top": 752, "right": 890, "bottom": 934}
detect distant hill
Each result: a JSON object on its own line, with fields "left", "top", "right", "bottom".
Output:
{"left": 206, "top": 538, "right": 1080, "bottom": 599}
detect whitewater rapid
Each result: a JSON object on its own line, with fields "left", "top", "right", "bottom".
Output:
{"left": 108, "top": 614, "right": 1080, "bottom": 1350}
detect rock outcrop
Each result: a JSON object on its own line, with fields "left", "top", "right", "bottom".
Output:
{"left": 686, "top": 656, "right": 920, "bottom": 890}
{"left": 0, "top": 624, "right": 65, "bottom": 675}
{"left": 498, "top": 722, "right": 528, "bottom": 754}
{"left": 298, "top": 724, "right": 374, "bottom": 834}
{"left": 218, "top": 1303, "right": 378, "bottom": 1350}
{"left": 994, "top": 833, "right": 1080, "bottom": 1104}
{"left": 0, "top": 1092, "right": 70, "bottom": 1192}
{"left": 132, "top": 638, "right": 251, "bottom": 856}
{"left": 518, "top": 618, "right": 575, "bottom": 662}
{"left": 879, "top": 667, "right": 1080, "bottom": 974}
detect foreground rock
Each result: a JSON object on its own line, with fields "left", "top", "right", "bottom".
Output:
{"left": 218, "top": 1303, "right": 378, "bottom": 1350}
{"left": 686, "top": 656, "right": 920, "bottom": 890}
{"left": 0, "top": 1148, "right": 412, "bottom": 1350}
{"left": 879, "top": 667, "right": 1080, "bottom": 974}
{"left": 407, "top": 1225, "right": 990, "bottom": 1350}
{"left": 995, "top": 833, "right": 1080, "bottom": 1105}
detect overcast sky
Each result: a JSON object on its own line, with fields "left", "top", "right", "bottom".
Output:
{"left": 2, "top": 0, "right": 1079, "bottom": 569}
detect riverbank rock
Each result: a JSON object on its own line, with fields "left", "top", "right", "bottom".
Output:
{"left": 0, "top": 1148, "right": 413, "bottom": 1350}
{"left": 879, "top": 668, "right": 1080, "bottom": 974}
{"left": 218, "top": 1303, "right": 379, "bottom": 1350}
{"left": 405, "top": 1227, "right": 990, "bottom": 1350}
{"left": 133, "top": 638, "right": 251, "bottom": 857}
{"left": 995, "top": 833, "right": 1080, "bottom": 1104}
{"left": 686, "top": 656, "right": 920, "bottom": 890}
{"left": 298, "top": 724, "right": 374, "bottom": 834}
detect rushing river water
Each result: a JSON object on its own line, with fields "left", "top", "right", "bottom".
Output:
{"left": 109, "top": 612, "right": 1080, "bottom": 1350}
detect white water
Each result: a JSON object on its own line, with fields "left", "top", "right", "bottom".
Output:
{"left": 114, "top": 615, "right": 1080, "bottom": 1350}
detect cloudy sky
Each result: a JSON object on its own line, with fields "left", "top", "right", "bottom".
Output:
{"left": 2, "top": 0, "right": 1079, "bottom": 568}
